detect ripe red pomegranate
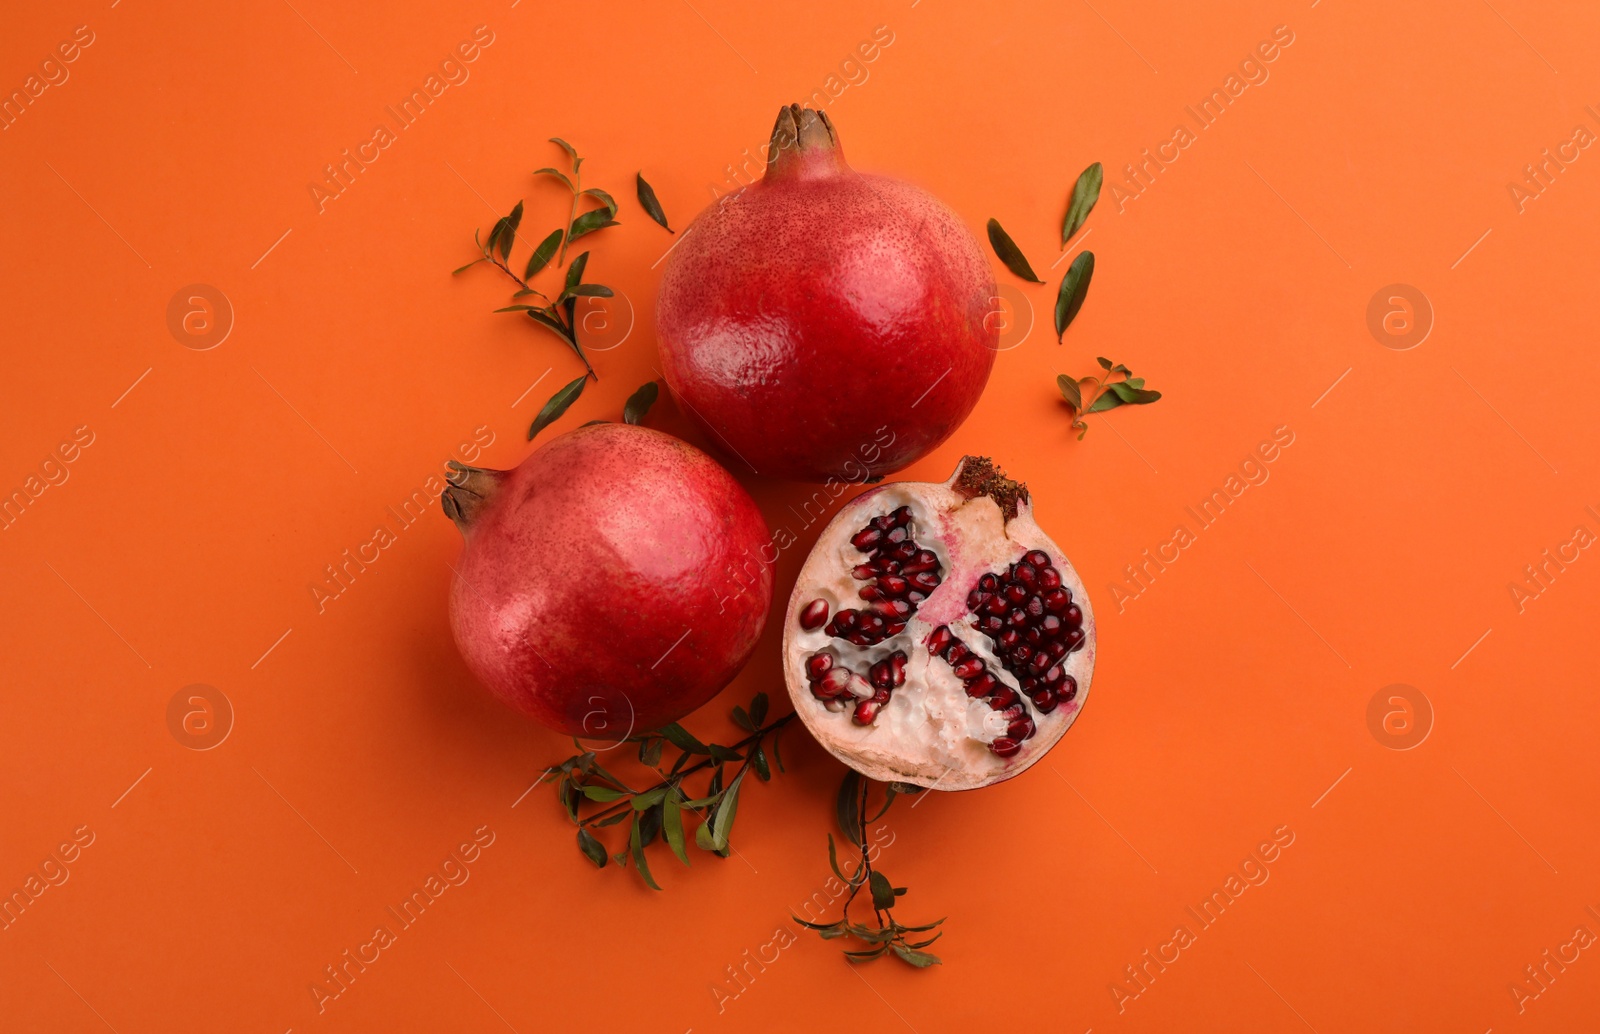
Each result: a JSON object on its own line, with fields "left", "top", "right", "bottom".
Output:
{"left": 783, "top": 457, "right": 1094, "bottom": 789}
{"left": 444, "top": 423, "right": 773, "bottom": 738}
{"left": 656, "top": 104, "right": 998, "bottom": 482}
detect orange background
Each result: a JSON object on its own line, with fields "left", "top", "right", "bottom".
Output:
{"left": 3, "top": 0, "right": 1598, "bottom": 1030}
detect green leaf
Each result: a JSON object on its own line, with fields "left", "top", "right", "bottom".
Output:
{"left": 1087, "top": 390, "right": 1123, "bottom": 413}
{"left": 844, "top": 945, "right": 890, "bottom": 961}
{"left": 504, "top": 200, "right": 524, "bottom": 241}
{"left": 1056, "top": 374, "right": 1083, "bottom": 413}
{"left": 1097, "top": 356, "right": 1113, "bottom": 370}
{"left": 837, "top": 770, "right": 864, "bottom": 847}
{"left": 750, "top": 692, "right": 769, "bottom": 728}
{"left": 770, "top": 727, "right": 786, "bottom": 773}
{"left": 451, "top": 258, "right": 485, "bottom": 275}
{"left": 632, "top": 787, "right": 667, "bottom": 811}
{"left": 1062, "top": 162, "right": 1103, "bottom": 245}
{"left": 658, "top": 723, "right": 711, "bottom": 755}
{"left": 869, "top": 871, "right": 896, "bottom": 911}
{"left": 890, "top": 944, "right": 942, "bottom": 967}
{"left": 849, "top": 923, "right": 895, "bottom": 943}
{"left": 986, "top": 218, "right": 1043, "bottom": 284}
{"left": 568, "top": 208, "right": 620, "bottom": 244}
{"left": 581, "top": 187, "right": 618, "bottom": 217}
{"left": 731, "top": 706, "right": 755, "bottom": 733}
{"left": 580, "top": 785, "right": 627, "bottom": 802}
{"left": 710, "top": 769, "right": 746, "bottom": 851}
{"left": 694, "top": 818, "right": 717, "bottom": 852}
{"left": 1106, "top": 381, "right": 1162, "bottom": 405}
{"left": 629, "top": 815, "right": 661, "bottom": 891}
{"left": 638, "top": 735, "right": 665, "bottom": 767}
{"left": 623, "top": 381, "right": 659, "bottom": 425}
{"left": 636, "top": 172, "right": 675, "bottom": 232}
{"left": 867, "top": 785, "right": 897, "bottom": 823}
{"left": 1054, "top": 251, "right": 1095, "bottom": 341}
{"left": 565, "top": 250, "right": 589, "bottom": 287}
{"left": 905, "top": 932, "right": 944, "bottom": 950}
{"left": 897, "top": 917, "right": 947, "bottom": 933}
{"left": 793, "top": 916, "right": 845, "bottom": 933}
{"left": 524, "top": 228, "right": 563, "bottom": 278}
{"left": 576, "top": 828, "right": 607, "bottom": 868}
{"left": 752, "top": 745, "right": 771, "bottom": 782}
{"left": 526, "top": 307, "right": 574, "bottom": 344}
{"left": 592, "top": 811, "right": 630, "bottom": 828}
{"left": 663, "top": 794, "right": 690, "bottom": 866}
{"left": 549, "top": 137, "right": 581, "bottom": 171}
{"left": 826, "top": 833, "right": 852, "bottom": 884}
{"left": 533, "top": 167, "right": 576, "bottom": 192}
{"left": 556, "top": 283, "right": 615, "bottom": 302}
{"left": 487, "top": 217, "right": 509, "bottom": 259}
{"left": 493, "top": 305, "right": 539, "bottom": 313}
{"left": 529, "top": 375, "right": 587, "bottom": 440}
{"left": 638, "top": 801, "right": 664, "bottom": 847}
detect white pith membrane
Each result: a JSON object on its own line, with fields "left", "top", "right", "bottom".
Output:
{"left": 782, "top": 459, "right": 1095, "bottom": 790}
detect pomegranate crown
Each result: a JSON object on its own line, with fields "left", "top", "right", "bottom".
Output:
{"left": 952, "top": 455, "right": 1028, "bottom": 522}
{"left": 766, "top": 103, "right": 847, "bottom": 180}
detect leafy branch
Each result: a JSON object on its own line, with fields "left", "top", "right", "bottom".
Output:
{"left": 1056, "top": 357, "right": 1162, "bottom": 439}
{"left": 540, "top": 692, "right": 794, "bottom": 891}
{"left": 794, "top": 771, "right": 944, "bottom": 968}
{"left": 453, "top": 137, "right": 624, "bottom": 383}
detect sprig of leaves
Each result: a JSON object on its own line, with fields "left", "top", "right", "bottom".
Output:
{"left": 794, "top": 771, "right": 944, "bottom": 968}
{"left": 527, "top": 377, "right": 661, "bottom": 440}
{"left": 455, "top": 138, "right": 626, "bottom": 382}
{"left": 1056, "top": 357, "right": 1162, "bottom": 439}
{"left": 540, "top": 693, "right": 794, "bottom": 890}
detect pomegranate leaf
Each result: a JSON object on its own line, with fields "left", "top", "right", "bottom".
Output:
{"left": 577, "top": 828, "right": 607, "bottom": 868}
{"left": 731, "top": 705, "right": 755, "bottom": 733}
{"left": 533, "top": 167, "right": 575, "bottom": 192}
{"left": 631, "top": 787, "right": 667, "bottom": 811}
{"left": 693, "top": 819, "right": 717, "bottom": 852}
{"left": 549, "top": 136, "right": 581, "bottom": 172}
{"left": 707, "top": 744, "right": 744, "bottom": 764}
{"left": 451, "top": 258, "right": 485, "bottom": 276}
{"left": 659, "top": 722, "right": 711, "bottom": 755}
{"left": 637, "top": 802, "right": 664, "bottom": 846}
{"left": 1086, "top": 391, "right": 1123, "bottom": 414}
{"left": 636, "top": 172, "right": 675, "bottom": 233}
{"left": 709, "top": 769, "right": 746, "bottom": 851}
{"left": 524, "top": 228, "right": 563, "bottom": 278}
{"left": 1062, "top": 162, "right": 1103, "bottom": 245}
{"left": 637, "top": 736, "right": 665, "bottom": 767}
{"left": 662, "top": 795, "right": 690, "bottom": 866}
{"left": 568, "top": 209, "right": 620, "bottom": 244}
{"left": 557, "top": 283, "right": 614, "bottom": 302}
{"left": 868, "top": 871, "right": 895, "bottom": 911}
{"left": 825, "top": 833, "right": 852, "bottom": 884}
{"left": 592, "top": 811, "right": 630, "bottom": 828}
{"left": 528, "top": 375, "right": 586, "bottom": 440}
{"left": 628, "top": 815, "right": 661, "bottom": 890}
{"left": 844, "top": 945, "right": 891, "bottom": 961}
{"left": 1106, "top": 380, "right": 1162, "bottom": 405}
{"left": 752, "top": 745, "right": 771, "bottom": 782}
{"left": 581, "top": 187, "right": 619, "bottom": 218}
{"left": 525, "top": 308, "right": 576, "bottom": 347}
{"left": 890, "top": 945, "right": 941, "bottom": 968}
{"left": 986, "top": 218, "right": 1044, "bottom": 283}
{"left": 1054, "top": 251, "right": 1094, "bottom": 340}
{"left": 749, "top": 692, "right": 769, "bottom": 728}
{"left": 565, "top": 251, "right": 590, "bottom": 291}
{"left": 1056, "top": 374, "right": 1083, "bottom": 412}
{"left": 836, "top": 770, "right": 865, "bottom": 847}
{"left": 581, "top": 785, "right": 627, "bottom": 802}
{"left": 623, "top": 381, "right": 659, "bottom": 425}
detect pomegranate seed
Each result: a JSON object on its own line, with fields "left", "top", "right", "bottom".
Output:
{"left": 852, "top": 564, "right": 876, "bottom": 580}
{"left": 884, "top": 526, "right": 908, "bottom": 545}
{"left": 908, "top": 591, "right": 928, "bottom": 605}
{"left": 1064, "top": 604, "right": 1083, "bottom": 627}
{"left": 872, "top": 514, "right": 896, "bottom": 531}
{"left": 1043, "top": 664, "right": 1064, "bottom": 686}
{"left": 994, "top": 703, "right": 1024, "bottom": 722}
{"left": 990, "top": 686, "right": 1019, "bottom": 709}
{"left": 891, "top": 505, "right": 912, "bottom": 525}
{"left": 1025, "top": 596, "right": 1045, "bottom": 620}
{"left": 998, "top": 629, "right": 1020, "bottom": 650}
{"left": 845, "top": 673, "right": 874, "bottom": 698}
{"left": 979, "top": 573, "right": 999, "bottom": 592}
{"left": 869, "top": 660, "right": 893, "bottom": 690}
{"left": 952, "top": 657, "right": 985, "bottom": 680}
{"left": 980, "top": 615, "right": 1004, "bottom": 634}
{"left": 1039, "top": 615, "right": 1063, "bottom": 637}
{"left": 832, "top": 610, "right": 858, "bottom": 631}
{"left": 984, "top": 595, "right": 1009, "bottom": 616}
{"left": 1029, "top": 652, "right": 1052, "bottom": 675}
{"left": 851, "top": 528, "right": 881, "bottom": 551}
{"left": 1038, "top": 567, "right": 1062, "bottom": 590}
{"left": 1013, "top": 562, "right": 1038, "bottom": 589}
{"left": 945, "top": 642, "right": 970, "bottom": 664}
{"left": 902, "top": 551, "right": 939, "bottom": 574}
{"left": 888, "top": 651, "right": 907, "bottom": 686}
{"left": 1007, "top": 717, "right": 1036, "bottom": 740}
{"left": 991, "top": 737, "right": 1021, "bottom": 758}
{"left": 890, "top": 541, "right": 917, "bottom": 561}
{"left": 825, "top": 699, "right": 848, "bottom": 713}
{"left": 1045, "top": 640, "right": 1067, "bottom": 662}
{"left": 872, "top": 599, "right": 911, "bottom": 619}
{"left": 859, "top": 613, "right": 886, "bottom": 634}
{"left": 1012, "top": 645, "right": 1033, "bottom": 665}
{"left": 1003, "top": 584, "right": 1027, "bottom": 604}
{"left": 847, "top": 633, "right": 874, "bottom": 647}
{"left": 853, "top": 700, "right": 881, "bottom": 725}
{"left": 1042, "top": 589, "right": 1069, "bottom": 612}
{"left": 1007, "top": 608, "right": 1029, "bottom": 629}
{"left": 966, "top": 672, "right": 998, "bottom": 697}
{"left": 908, "top": 571, "right": 940, "bottom": 593}
{"left": 1024, "top": 550, "right": 1051, "bottom": 569}
{"left": 800, "top": 598, "right": 830, "bottom": 630}
{"left": 818, "top": 667, "right": 853, "bottom": 696}
{"left": 884, "top": 620, "right": 907, "bottom": 636}
{"left": 1064, "top": 628, "right": 1085, "bottom": 650}
{"left": 871, "top": 686, "right": 891, "bottom": 704}
{"left": 878, "top": 575, "right": 909, "bottom": 597}
{"left": 968, "top": 590, "right": 991, "bottom": 610}
{"left": 810, "top": 681, "right": 834, "bottom": 701}
{"left": 926, "top": 625, "right": 953, "bottom": 655}
{"left": 1024, "top": 626, "right": 1043, "bottom": 646}
{"left": 1032, "top": 694, "right": 1058, "bottom": 714}
{"left": 1057, "top": 675, "right": 1078, "bottom": 701}
{"left": 805, "top": 653, "right": 833, "bottom": 679}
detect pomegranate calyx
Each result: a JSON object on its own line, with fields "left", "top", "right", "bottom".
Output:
{"left": 951, "top": 456, "right": 1028, "bottom": 523}
{"left": 440, "top": 462, "right": 509, "bottom": 534}
{"left": 765, "top": 103, "right": 847, "bottom": 181}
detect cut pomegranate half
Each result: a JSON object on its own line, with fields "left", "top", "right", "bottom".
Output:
{"left": 782, "top": 457, "right": 1095, "bottom": 790}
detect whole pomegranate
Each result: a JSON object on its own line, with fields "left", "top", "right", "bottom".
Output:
{"left": 444, "top": 423, "right": 773, "bottom": 738}
{"left": 656, "top": 104, "right": 998, "bottom": 482}
{"left": 782, "top": 457, "right": 1094, "bottom": 789}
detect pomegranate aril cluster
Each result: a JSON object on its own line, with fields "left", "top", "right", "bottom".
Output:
{"left": 803, "top": 650, "right": 906, "bottom": 726}
{"left": 926, "top": 625, "right": 1036, "bottom": 758}
{"left": 820, "top": 505, "right": 944, "bottom": 648}
{"left": 967, "top": 549, "right": 1083, "bottom": 718}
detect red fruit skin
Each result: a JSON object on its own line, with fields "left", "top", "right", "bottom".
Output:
{"left": 448, "top": 424, "right": 773, "bottom": 737}
{"left": 656, "top": 114, "right": 998, "bottom": 482}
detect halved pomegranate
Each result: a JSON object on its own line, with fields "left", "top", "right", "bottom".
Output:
{"left": 782, "top": 458, "right": 1094, "bottom": 789}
